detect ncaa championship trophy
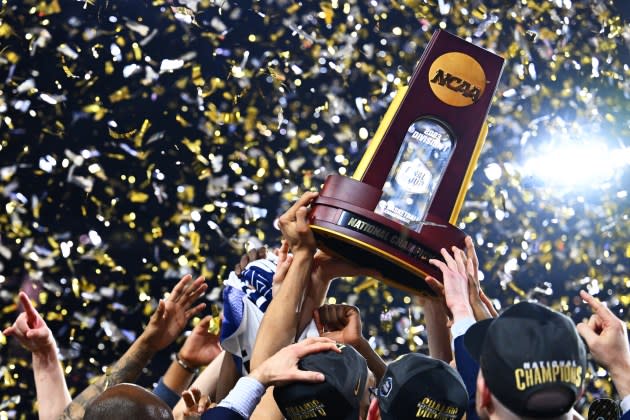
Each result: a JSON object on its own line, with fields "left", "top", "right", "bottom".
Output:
{"left": 308, "top": 30, "right": 505, "bottom": 295}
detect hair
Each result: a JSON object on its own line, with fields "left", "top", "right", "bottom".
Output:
{"left": 84, "top": 383, "right": 174, "bottom": 420}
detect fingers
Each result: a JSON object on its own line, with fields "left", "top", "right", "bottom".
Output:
{"left": 465, "top": 236, "right": 479, "bottom": 274}
{"left": 25, "top": 328, "right": 48, "bottom": 340}
{"left": 317, "top": 305, "right": 342, "bottom": 331}
{"left": 429, "top": 258, "right": 448, "bottom": 273}
{"left": 293, "top": 337, "right": 340, "bottom": 358}
{"left": 179, "top": 277, "right": 207, "bottom": 307}
{"left": 425, "top": 276, "right": 445, "bottom": 297}
{"left": 273, "top": 254, "right": 293, "bottom": 284}
{"left": 156, "top": 299, "right": 166, "bottom": 320}
{"left": 465, "top": 257, "right": 477, "bottom": 287}
{"left": 580, "top": 290, "right": 617, "bottom": 324}
{"left": 277, "top": 241, "right": 289, "bottom": 263}
{"left": 170, "top": 274, "right": 193, "bottom": 302}
{"left": 19, "top": 292, "right": 39, "bottom": 328}
{"left": 440, "top": 248, "right": 457, "bottom": 271}
{"left": 479, "top": 291, "right": 498, "bottom": 317}
{"left": 298, "top": 341, "right": 340, "bottom": 358}
{"left": 291, "top": 369, "right": 325, "bottom": 383}
{"left": 2, "top": 325, "right": 16, "bottom": 337}
{"left": 197, "top": 394, "right": 210, "bottom": 413}
{"left": 182, "top": 389, "right": 197, "bottom": 409}
{"left": 185, "top": 303, "right": 207, "bottom": 319}
{"left": 191, "top": 387, "right": 201, "bottom": 404}
{"left": 576, "top": 322, "right": 598, "bottom": 347}
{"left": 290, "top": 192, "right": 318, "bottom": 214}
{"left": 452, "top": 247, "right": 467, "bottom": 276}
{"left": 295, "top": 207, "right": 309, "bottom": 231}
{"left": 195, "top": 315, "right": 212, "bottom": 333}
{"left": 279, "top": 192, "right": 318, "bottom": 227}
{"left": 587, "top": 314, "right": 602, "bottom": 332}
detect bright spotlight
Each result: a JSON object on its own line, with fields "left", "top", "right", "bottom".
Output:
{"left": 522, "top": 139, "right": 629, "bottom": 188}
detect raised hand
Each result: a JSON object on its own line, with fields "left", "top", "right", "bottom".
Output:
{"left": 429, "top": 248, "right": 474, "bottom": 322}
{"left": 178, "top": 316, "right": 222, "bottom": 369}
{"left": 234, "top": 247, "right": 268, "bottom": 276}
{"left": 271, "top": 241, "right": 293, "bottom": 297}
{"left": 3, "top": 292, "right": 55, "bottom": 354}
{"left": 277, "top": 192, "right": 318, "bottom": 255}
{"left": 143, "top": 274, "right": 208, "bottom": 352}
{"left": 249, "top": 337, "right": 339, "bottom": 387}
{"left": 313, "top": 304, "right": 363, "bottom": 347}
{"left": 181, "top": 387, "right": 212, "bottom": 420}
{"left": 311, "top": 250, "right": 380, "bottom": 284}
{"left": 576, "top": 290, "right": 630, "bottom": 397}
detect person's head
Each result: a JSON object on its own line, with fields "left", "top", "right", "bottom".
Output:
{"left": 84, "top": 383, "right": 173, "bottom": 420}
{"left": 464, "top": 302, "right": 587, "bottom": 420}
{"left": 273, "top": 344, "right": 370, "bottom": 419}
{"left": 369, "top": 353, "right": 468, "bottom": 420}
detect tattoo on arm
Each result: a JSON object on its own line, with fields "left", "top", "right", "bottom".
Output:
{"left": 60, "top": 341, "right": 155, "bottom": 419}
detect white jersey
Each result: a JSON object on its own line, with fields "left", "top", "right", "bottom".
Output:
{"left": 220, "top": 259, "right": 319, "bottom": 374}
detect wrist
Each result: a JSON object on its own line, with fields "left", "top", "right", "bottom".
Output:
{"left": 248, "top": 367, "right": 268, "bottom": 387}
{"left": 449, "top": 304, "right": 475, "bottom": 322}
{"left": 135, "top": 334, "right": 160, "bottom": 356}
{"left": 291, "top": 247, "right": 316, "bottom": 258}
{"left": 175, "top": 352, "right": 199, "bottom": 374}
{"left": 31, "top": 345, "right": 59, "bottom": 364}
{"left": 609, "top": 357, "right": 630, "bottom": 398}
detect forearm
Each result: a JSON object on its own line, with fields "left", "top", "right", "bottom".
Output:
{"left": 297, "top": 277, "right": 332, "bottom": 335}
{"left": 32, "top": 348, "right": 72, "bottom": 420}
{"left": 172, "top": 351, "right": 228, "bottom": 416}
{"left": 610, "top": 358, "right": 630, "bottom": 398}
{"left": 61, "top": 337, "right": 156, "bottom": 419}
{"left": 162, "top": 359, "right": 195, "bottom": 396}
{"left": 251, "top": 250, "right": 314, "bottom": 369}
{"left": 354, "top": 339, "right": 387, "bottom": 382}
{"left": 423, "top": 301, "right": 453, "bottom": 363}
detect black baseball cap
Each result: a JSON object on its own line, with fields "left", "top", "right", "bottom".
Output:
{"left": 377, "top": 353, "right": 468, "bottom": 420}
{"left": 273, "top": 344, "right": 368, "bottom": 420}
{"left": 464, "top": 301, "right": 587, "bottom": 418}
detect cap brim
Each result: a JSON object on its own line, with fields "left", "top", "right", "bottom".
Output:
{"left": 463, "top": 318, "right": 493, "bottom": 362}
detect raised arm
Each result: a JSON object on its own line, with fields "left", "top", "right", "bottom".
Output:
{"left": 61, "top": 274, "right": 207, "bottom": 419}
{"left": 155, "top": 315, "right": 222, "bottom": 408}
{"left": 3, "top": 292, "right": 71, "bottom": 420}
{"left": 577, "top": 291, "right": 630, "bottom": 402}
{"left": 172, "top": 351, "right": 228, "bottom": 418}
{"left": 429, "top": 247, "right": 479, "bottom": 420}
{"left": 313, "top": 304, "right": 387, "bottom": 382}
{"left": 298, "top": 250, "right": 380, "bottom": 334}
{"left": 250, "top": 192, "right": 319, "bottom": 370}
{"left": 181, "top": 337, "right": 338, "bottom": 420}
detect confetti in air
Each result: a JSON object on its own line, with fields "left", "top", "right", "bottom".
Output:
{"left": 0, "top": 0, "right": 628, "bottom": 416}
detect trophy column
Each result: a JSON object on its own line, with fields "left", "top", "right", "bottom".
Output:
{"left": 309, "top": 30, "right": 505, "bottom": 295}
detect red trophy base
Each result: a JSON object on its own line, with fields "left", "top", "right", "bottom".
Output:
{"left": 309, "top": 174, "right": 466, "bottom": 296}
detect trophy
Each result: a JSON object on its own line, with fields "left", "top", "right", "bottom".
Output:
{"left": 308, "top": 30, "right": 505, "bottom": 295}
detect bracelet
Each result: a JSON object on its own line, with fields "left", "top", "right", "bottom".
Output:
{"left": 175, "top": 353, "right": 198, "bottom": 374}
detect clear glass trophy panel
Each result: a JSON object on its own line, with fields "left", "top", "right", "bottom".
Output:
{"left": 375, "top": 117, "right": 455, "bottom": 231}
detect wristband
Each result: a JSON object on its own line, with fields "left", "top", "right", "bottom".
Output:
{"left": 175, "top": 353, "right": 198, "bottom": 374}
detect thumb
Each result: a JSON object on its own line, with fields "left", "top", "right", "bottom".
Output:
{"left": 576, "top": 322, "right": 598, "bottom": 347}
{"left": 3, "top": 326, "right": 16, "bottom": 337}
